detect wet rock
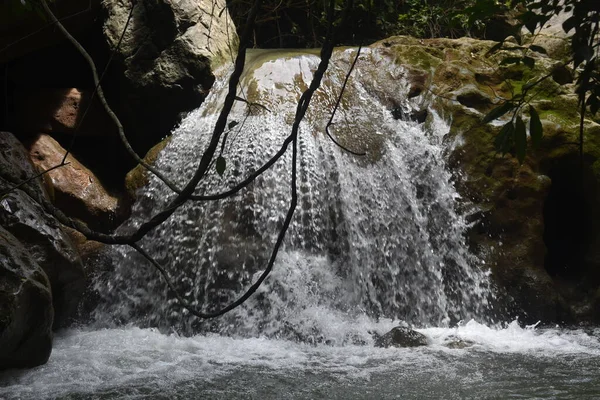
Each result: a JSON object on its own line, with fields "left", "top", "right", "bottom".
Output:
{"left": 62, "top": 227, "right": 111, "bottom": 323}
{"left": 391, "top": 108, "right": 428, "bottom": 123}
{"left": 0, "top": 132, "right": 85, "bottom": 330}
{"left": 0, "top": 132, "right": 48, "bottom": 203}
{"left": 102, "top": 0, "right": 236, "bottom": 153}
{"left": 0, "top": 226, "right": 53, "bottom": 370}
{"left": 27, "top": 134, "right": 126, "bottom": 232}
{"left": 373, "top": 326, "right": 428, "bottom": 348}
{"left": 454, "top": 84, "right": 493, "bottom": 112}
{"left": 0, "top": 189, "right": 85, "bottom": 330}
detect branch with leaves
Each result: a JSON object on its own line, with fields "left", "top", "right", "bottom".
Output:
{"left": 479, "top": 0, "right": 599, "bottom": 165}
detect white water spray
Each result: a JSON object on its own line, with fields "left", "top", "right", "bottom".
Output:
{"left": 92, "top": 48, "right": 492, "bottom": 339}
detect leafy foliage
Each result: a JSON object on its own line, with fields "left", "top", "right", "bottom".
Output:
{"left": 481, "top": 0, "right": 600, "bottom": 163}
{"left": 228, "top": 0, "right": 513, "bottom": 47}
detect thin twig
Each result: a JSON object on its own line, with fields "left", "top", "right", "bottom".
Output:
{"left": 40, "top": 0, "right": 181, "bottom": 194}
{"left": 0, "top": 162, "right": 70, "bottom": 198}
{"left": 0, "top": 0, "right": 92, "bottom": 57}
{"left": 131, "top": 0, "right": 346, "bottom": 319}
{"left": 61, "top": 0, "right": 136, "bottom": 164}
{"left": 324, "top": 45, "right": 366, "bottom": 156}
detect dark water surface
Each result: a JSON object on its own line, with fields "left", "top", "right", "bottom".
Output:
{"left": 2, "top": 322, "right": 599, "bottom": 399}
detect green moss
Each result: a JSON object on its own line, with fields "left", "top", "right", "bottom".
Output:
{"left": 125, "top": 136, "right": 173, "bottom": 199}
{"left": 391, "top": 45, "right": 443, "bottom": 70}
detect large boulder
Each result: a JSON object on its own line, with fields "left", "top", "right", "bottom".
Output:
{"left": 27, "top": 133, "right": 127, "bottom": 232}
{"left": 102, "top": 0, "right": 237, "bottom": 153}
{"left": 369, "top": 36, "right": 600, "bottom": 324}
{"left": 0, "top": 226, "right": 53, "bottom": 370}
{"left": 0, "top": 132, "right": 85, "bottom": 330}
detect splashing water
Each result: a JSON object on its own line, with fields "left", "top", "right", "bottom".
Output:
{"left": 3, "top": 48, "right": 600, "bottom": 400}
{"left": 91, "top": 48, "right": 493, "bottom": 339}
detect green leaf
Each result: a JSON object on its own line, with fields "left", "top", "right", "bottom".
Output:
{"left": 494, "top": 121, "right": 514, "bottom": 154}
{"left": 587, "top": 95, "right": 600, "bottom": 115}
{"left": 522, "top": 56, "right": 535, "bottom": 69}
{"left": 515, "top": 116, "right": 527, "bottom": 164}
{"left": 482, "top": 102, "right": 513, "bottom": 124}
{"left": 524, "top": 13, "right": 539, "bottom": 34}
{"left": 216, "top": 156, "right": 226, "bottom": 176}
{"left": 562, "top": 15, "right": 576, "bottom": 33}
{"left": 529, "top": 105, "right": 543, "bottom": 148}
{"left": 228, "top": 120, "right": 239, "bottom": 130}
{"left": 529, "top": 45, "right": 547, "bottom": 54}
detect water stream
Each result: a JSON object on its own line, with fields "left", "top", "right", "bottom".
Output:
{"left": 2, "top": 48, "right": 599, "bottom": 399}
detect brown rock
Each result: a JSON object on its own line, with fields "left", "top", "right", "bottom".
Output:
{"left": 27, "top": 134, "right": 124, "bottom": 232}
{"left": 13, "top": 88, "right": 116, "bottom": 137}
{"left": 0, "top": 132, "right": 85, "bottom": 331}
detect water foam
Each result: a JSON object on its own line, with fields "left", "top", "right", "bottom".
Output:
{"left": 91, "top": 48, "right": 493, "bottom": 337}
{"left": 2, "top": 323, "right": 599, "bottom": 400}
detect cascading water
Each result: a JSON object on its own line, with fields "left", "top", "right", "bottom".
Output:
{"left": 3, "top": 48, "right": 600, "bottom": 400}
{"left": 91, "top": 48, "right": 492, "bottom": 339}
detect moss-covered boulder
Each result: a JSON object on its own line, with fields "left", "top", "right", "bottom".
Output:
{"left": 370, "top": 35, "right": 600, "bottom": 323}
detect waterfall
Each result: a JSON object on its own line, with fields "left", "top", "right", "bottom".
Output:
{"left": 91, "top": 48, "right": 493, "bottom": 341}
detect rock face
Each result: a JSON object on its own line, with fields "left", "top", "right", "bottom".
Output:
{"left": 373, "top": 326, "right": 429, "bottom": 348}
{"left": 0, "top": 226, "right": 54, "bottom": 370}
{"left": 0, "top": 132, "right": 85, "bottom": 330}
{"left": 27, "top": 134, "right": 126, "bottom": 232}
{"left": 370, "top": 36, "right": 600, "bottom": 323}
{"left": 102, "top": 0, "right": 237, "bottom": 153}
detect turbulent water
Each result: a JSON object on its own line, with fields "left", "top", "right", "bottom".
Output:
{"left": 2, "top": 322, "right": 600, "bottom": 399}
{"left": 2, "top": 48, "right": 600, "bottom": 399}
{"left": 90, "top": 48, "right": 492, "bottom": 339}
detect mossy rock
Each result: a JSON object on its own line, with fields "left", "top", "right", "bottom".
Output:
{"left": 124, "top": 136, "right": 172, "bottom": 200}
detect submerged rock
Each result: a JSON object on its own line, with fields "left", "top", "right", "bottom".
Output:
{"left": 0, "top": 226, "right": 53, "bottom": 370}
{"left": 373, "top": 326, "right": 429, "bottom": 348}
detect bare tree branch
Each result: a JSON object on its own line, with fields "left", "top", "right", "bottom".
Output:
{"left": 40, "top": 0, "right": 182, "bottom": 194}
{"left": 60, "top": 0, "right": 136, "bottom": 164}
{"left": 0, "top": 0, "right": 92, "bottom": 57}
{"left": 325, "top": 44, "right": 366, "bottom": 156}
{"left": 130, "top": 0, "right": 350, "bottom": 319}
{"left": 0, "top": 162, "right": 70, "bottom": 199}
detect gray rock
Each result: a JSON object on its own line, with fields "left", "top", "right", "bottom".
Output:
{"left": 102, "top": 0, "right": 237, "bottom": 152}
{"left": 0, "top": 226, "right": 53, "bottom": 370}
{"left": 0, "top": 132, "right": 47, "bottom": 203}
{"left": 0, "top": 132, "right": 85, "bottom": 330}
{"left": 374, "top": 326, "right": 429, "bottom": 348}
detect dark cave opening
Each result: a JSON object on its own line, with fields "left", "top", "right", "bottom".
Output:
{"left": 542, "top": 155, "right": 595, "bottom": 281}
